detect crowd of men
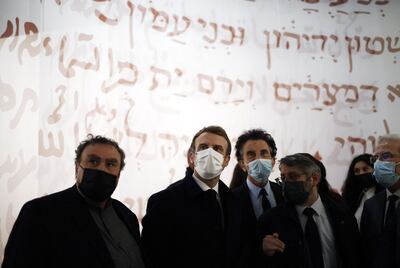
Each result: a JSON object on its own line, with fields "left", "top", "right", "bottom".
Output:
{"left": 2, "top": 126, "right": 400, "bottom": 268}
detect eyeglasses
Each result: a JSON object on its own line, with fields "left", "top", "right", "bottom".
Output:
{"left": 370, "top": 152, "right": 400, "bottom": 163}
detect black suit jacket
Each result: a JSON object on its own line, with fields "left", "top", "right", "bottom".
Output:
{"left": 360, "top": 191, "right": 400, "bottom": 268}
{"left": 257, "top": 193, "right": 361, "bottom": 268}
{"left": 233, "top": 180, "right": 284, "bottom": 268}
{"left": 141, "top": 173, "right": 247, "bottom": 268}
{"left": 2, "top": 186, "right": 144, "bottom": 268}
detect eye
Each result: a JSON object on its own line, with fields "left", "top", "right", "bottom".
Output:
{"left": 198, "top": 144, "right": 208, "bottom": 151}
{"left": 381, "top": 152, "right": 394, "bottom": 161}
{"left": 89, "top": 159, "right": 99, "bottom": 165}
{"left": 261, "top": 150, "right": 271, "bottom": 158}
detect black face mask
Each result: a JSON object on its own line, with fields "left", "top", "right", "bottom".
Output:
{"left": 355, "top": 173, "right": 375, "bottom": 189}
{"left": 78, "top": 167, "right": 118, "bottom": 202}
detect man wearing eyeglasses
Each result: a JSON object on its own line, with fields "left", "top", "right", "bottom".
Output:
{"left": 257, "top": 153, "right": 361, "bottom": 268}
{"left": 360, "top": 134, "right": 400, "bottom": 268}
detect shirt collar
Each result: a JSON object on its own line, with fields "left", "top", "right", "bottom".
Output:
{"left": 296, "top": 194, "right": 323, "bottom": 216}
{"left": 386, "top": 187, "right": 400, "bottom": 199}
{"left": 192, "top": 173, "right": 219, "bottom": 195}
{"left": 246, "top": 178, "right": 271, "bottom": 197}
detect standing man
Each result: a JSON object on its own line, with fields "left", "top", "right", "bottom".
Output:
{"left": 2, "top": 135, "right": 146, "bottom": 268}
{"left": 360, "top": 134, "right": 400, "bottom": 268}
{"left": 142, "top": 126, "right": 247, "bottom": 268}
{"left": 233, "top": 129, "right": 284, "bottom": 267}
{"left": 258, "top": 153, "right": 361, "bottom": 268}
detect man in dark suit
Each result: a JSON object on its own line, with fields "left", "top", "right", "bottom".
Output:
{"left": 360, "top": 134, "right": 400, "bottom": 268}
{"left": 2, "top": 135, "right": 146, "bottom": 268}
{"left": 141, "top": 126, "right": 247, "bottom": 268}
{"left": 232, "top": 129, "right": 284, "bottom": 267}
{"left": 258, "top": 153, "right": 361, "bottom": 268}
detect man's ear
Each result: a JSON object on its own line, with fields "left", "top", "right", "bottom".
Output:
{"left": 271, "top": 157, "right": 276, "bottom": 168}
{"left": 188, "top": 151, "right": 195, "bottom": 167}
{"left": 223, "top": 155, "right": 230, "bottom": 167}
{"left": 311, "top": 173, "right": 320, "bottom": 187}
{"left": 239, "top": 160, "right": 247, "bottom": 172}
{"left": 75, "top": 163, "right": 79, "bottom": 177}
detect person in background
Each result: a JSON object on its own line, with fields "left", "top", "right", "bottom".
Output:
{"left": 229, "top": 163, "right": 247, "bottom": 190}
{"left": 300, "top": 153, "right": 344, "bottom": 204}
{"left": 141, "top": 126, "right": 247, "bottom": 268}
{"left": 360, "top": 134, "right": 400, "bottom": 268}
{"left": 2, "top": 134, "right": 146, "bottom": 268}
{"left": 341, "top": 153, "right": 384, "bottom": 226}
{"left": 258, "top": 153, "right": 361, "bottom": 268}
{"left": 233, "top": 129, "right": 284, "bottom": 268}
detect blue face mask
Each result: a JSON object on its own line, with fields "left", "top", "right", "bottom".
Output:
{"left": 373, "top": 160, "right": 400, "bottom": 188}
{"left": 247, "top": 159, "right": 273, "bottom": 184}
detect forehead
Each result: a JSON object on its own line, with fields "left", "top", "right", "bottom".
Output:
{"left": 195, "top": 132, "right": 228, "bottom": 148}
{"left": 279, "top": 164, "right": 303, "bottom": 174}
{"left": 81, "top": 144, "right": 120, "bottom": 161}
{"left": 354, "top": 161, "right": 369, "bottom": 168}
{"left": 374, "top": 139, "right": 400, "bottom": 154}
{"left": 242, "top": 139, "right": 270, "bottom": 152}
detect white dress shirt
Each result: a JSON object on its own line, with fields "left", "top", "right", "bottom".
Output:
{"left": 355, "top": 186, "right": 376, "bottom": 228}
{"left": 246, "top": 178, "right": 277, "bottom": 219}
{"left": 193, "top": 173, "right": 220, "bottom": 202}
{"left": 296, "top": 195, "right": 338, "bottom": 268}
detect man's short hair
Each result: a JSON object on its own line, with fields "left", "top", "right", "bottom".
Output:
{"left": 279, "top": 153, "right": 321, "bottom": 178}
{"left": 75, "top": 134, "right": 126, "bottom": 170}
{"left": 235, "top": 129, "right": 277, "bottom": 161}
{"left": 189, "top": 126, "right": 231, "bottom": 156}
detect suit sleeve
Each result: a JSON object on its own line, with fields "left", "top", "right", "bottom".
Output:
{"left": 2, "top": 201, "right": 49, "bottom": 268}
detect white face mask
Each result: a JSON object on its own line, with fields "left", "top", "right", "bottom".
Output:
{"left": 194, "top": 148, "right": 225, "bottom": 180}
{"left": 247, "top": 159, "right": 273, "bottom": 183}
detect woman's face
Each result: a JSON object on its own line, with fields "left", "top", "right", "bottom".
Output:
{"left": 354, "top": 161, "right": 373, "bottom": 176}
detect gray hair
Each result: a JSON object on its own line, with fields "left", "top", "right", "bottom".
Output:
{"left": 377, "top": 134, "right": 400, "bottom": 144}
{"left": 279, "top": 153, "right": 321, "bottom": 178}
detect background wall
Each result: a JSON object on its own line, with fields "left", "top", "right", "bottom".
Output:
{"left": 0, "top": 0, "right": 399, "bottom": 261}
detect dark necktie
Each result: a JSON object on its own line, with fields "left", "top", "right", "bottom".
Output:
{"left": 204, "top": 189, "right": 223, "bottom": 230}
{"left": 259, "top": 188, "right": 271, "bottom": 212}
{"left": 303, "top": 207, "right": 324, "bottom": 268}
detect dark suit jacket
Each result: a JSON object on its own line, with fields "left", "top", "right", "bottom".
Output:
{"left": 233, "top": 180, "right": 284, "bottom": 268}
{"left": 2, "top": 186, "right": 144, "bottom": 268}
{"left": 360, "top": 191, "right": 400, "bottom": 268}
{"left": 257, "top": 193, "right": 361, "bottom": 268}
{"left": 141, "top": 173, "right": 247, "bottom": 268}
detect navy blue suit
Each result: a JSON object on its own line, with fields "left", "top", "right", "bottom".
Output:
{"left": 142, "top": 173, "right": 248, "bottom": 268}
{"left": 360, "top": 191, "right": 400, "bottom": 268}
{"left": 233, "top": 181, "right": 284, "bottom": 268}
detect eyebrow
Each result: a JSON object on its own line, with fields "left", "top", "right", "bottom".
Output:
{"left": 87, "top": 154, "right": 119, "bottom": 162}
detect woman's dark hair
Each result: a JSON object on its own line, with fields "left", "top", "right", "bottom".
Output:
{"left": 229, "top": 163, "right": 247, "bottom": 190}
{"left": 341, "top": 153, "right": 382, "bottom": 213}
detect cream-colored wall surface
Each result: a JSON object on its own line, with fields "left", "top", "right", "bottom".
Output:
{"left": 1, "top": 0, "right": 399, "bottom": 262}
